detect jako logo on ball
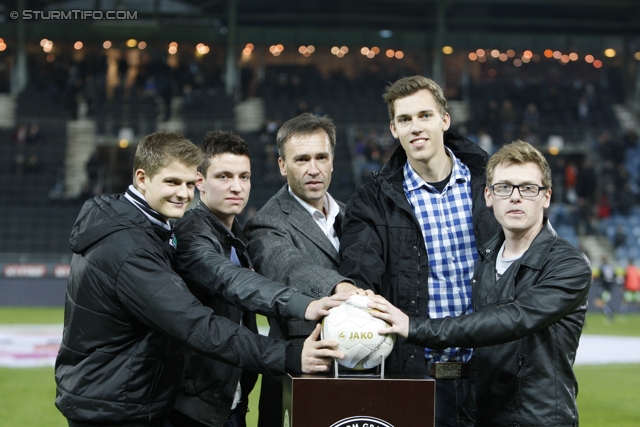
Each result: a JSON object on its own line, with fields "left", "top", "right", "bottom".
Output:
{"left": 322, "top": 295, "right": 395, "bottom": 370}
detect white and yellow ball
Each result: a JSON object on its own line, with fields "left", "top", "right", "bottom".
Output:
{"left": 321, "top": 295, "right": 395, "bottom": 370}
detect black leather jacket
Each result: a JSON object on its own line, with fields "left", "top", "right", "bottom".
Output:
{"left": 56, "top": 195, "right": 302, "bottom": 424}
{"left": 339, "top": 133, "right": 500, "bottom": 374}
{"left": 408, "top": 219, "right": 592, "bottom": 426}
{"left": 173, "top": 201, "right": 315, "bottom": 427}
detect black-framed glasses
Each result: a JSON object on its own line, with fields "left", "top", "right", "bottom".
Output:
{"left": 490, "top": 183, "right": 547, "bottom": 197}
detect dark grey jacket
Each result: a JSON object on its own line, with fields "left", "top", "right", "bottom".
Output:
{"left": 55, "top": 195, "right": 302, "bottom": 424}
{"left": 245, "top": 184, "right": 351, "bottom": 340}
{"left": 408, "top": 219, "right": 591, "bottom": 427}
{"left": 339, "top": 132, "right": 500, "bottom": 374}
{"left": 173, "top": 200, "right": 315, "bottom": 427}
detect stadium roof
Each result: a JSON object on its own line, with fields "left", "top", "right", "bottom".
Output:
{"left": 1, "top": 0, "right": 639, "bottom": 51}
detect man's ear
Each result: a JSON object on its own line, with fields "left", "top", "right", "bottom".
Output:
{"left": 278, "top": 157, "right": 287, "bottom": 177}
{"left": 196, "top": 172, "right": 205, "bottom": 193}
{"left": 134, "top": 169, "right": 147, "bottom": 194}
{"left": 484, "top": 186, "right": 493, "bottom": 208}
{"left": 543, "top": 188, "right": 552, "bottom": 209}
{"left": 442, "top": 112, "right": 451, "bottom": 131}
{"left": 389, "top": 121, "right": 398, "bottom": 139}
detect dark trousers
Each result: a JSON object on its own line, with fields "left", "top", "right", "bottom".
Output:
{"left": 257, "top": 374, "right": 284, "bottom": 427}
{"left": 165, "top": 409, "right": 246, "bottom": 427}
{"left": 67, "top": 420, "right": 163, "bottom": 427}
{"left": 434, "top": 378, "right": 472, "bottom": 427}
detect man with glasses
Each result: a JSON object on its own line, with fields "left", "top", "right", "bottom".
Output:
{"left": 368, "top": 140, "right": 592, "bottom": 427}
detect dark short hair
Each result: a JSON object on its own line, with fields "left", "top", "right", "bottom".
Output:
{"left": 198, "top": 130, "right": 250, "bottom": 176}
{"left": 276, "top": 113, "right": 336, "bottom": 159}
{"left": 133, "top": 131, "right": 203, "bottom": 183}
{"left": 383, "top": 75, "right": 448, "bottom": 121}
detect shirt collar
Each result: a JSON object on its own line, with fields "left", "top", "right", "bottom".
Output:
{"left": 288, "top": 185, "right": 339, "bottom": 220}
{"left": 403, "top": 147, "right": 469, "bottom": 192}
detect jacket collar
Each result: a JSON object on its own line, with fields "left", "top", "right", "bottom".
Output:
{"left": 479, "top": 217, "right": 557, "bottom": 270}
{"left": 275, "top": 184, "right": 342, "bottom": 261}
{"left": 194, "top": 199, "right": 247, "bottom": 248}
{"left": 375, "top": 132, "right": 489, "bottom": 185}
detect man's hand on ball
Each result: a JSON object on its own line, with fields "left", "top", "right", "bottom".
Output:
{"left": 332, "top": 281, "right": 375, "bottom": 297}
{"left": 368, "top": 295, "right": 409, "bottom": 338}
{"left": 304, "top": 293, "right": 350, "bottom": 320}
{"left": 301, "top": 324, "right": 345, "bottom": 373}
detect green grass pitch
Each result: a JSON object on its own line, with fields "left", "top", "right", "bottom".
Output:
{"left": 0, "top": 309, "right": 638, "bottom": 426}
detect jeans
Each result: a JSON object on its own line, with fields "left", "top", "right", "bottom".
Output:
{"left": 435, "top": 378, "right": 471, "bottom": 427}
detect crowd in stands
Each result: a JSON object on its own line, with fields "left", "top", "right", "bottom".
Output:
{"left": 3, "top": 50, "right": 640, "bottom": 273}
{"left": 22, "top": 49, "right": 225, "bottom": 127}
{"left": 9, "top": 123, "right": 46, "bottom": 176}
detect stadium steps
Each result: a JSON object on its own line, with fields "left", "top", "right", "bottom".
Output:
{"left": 579, "top": 235, "right": 613, "bottom": 265}
{"left": 63, "top": 119, "right": 97, "bottom": 199}
{"left": 612, "top": 104, "right": 640, "bottom": 134}
{"left": 235, "top": 98, "right": 264, "bottom": 133}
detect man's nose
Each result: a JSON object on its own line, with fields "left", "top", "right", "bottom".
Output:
{"left": 230, "top": 177, "right": 242, "bottom": 192}
{"left": 308, "top": 159, "right": 320, "bottom": 175}
{"left": 411, "top": 118, "right": 424, "bottom": 133}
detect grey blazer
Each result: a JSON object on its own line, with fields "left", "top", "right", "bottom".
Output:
{"left": 245, "top": 184, "right": 351, "bottom": 339}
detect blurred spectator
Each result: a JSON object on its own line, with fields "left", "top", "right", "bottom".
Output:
{"left": 594, "top": 256, "right": 616, "bottom": 320}
{"left": 312, "top": 104, "right": 326, "bottom": 117}
{"left": 499, "top": 99, "right": 517, "bottom": 140}
{"left": 564, "top": 161, "right": 578, "bottom": 204}
{"left": 27, "top": 124, "right": 46, "bottom": 146}
{"left": 296, "top": 99, "right": 310, "bottom": 115}
{"left": 518, "top": 125, "right": 540, "bottom": 147}
{"left": 258, "top": 118, "right": 280, "bottom": 147}
{"left": 613, "top": 225, "right": 626, "bottom": 249}
{"left": 522, "top": 102, "right": 540, "bottom": 131}
{"left": 13, "top": 153, "right": 26, "bottom": 175}
{"left": 484, "top": 99, "right": 500, "bottom": 140}
{"left": 577, "top": 96, "right": 590, "bottom": 122}
{"left": 10, "top": 124, "right": 28, "bottom": 145}
{"left": 596, "top": 193, "right": 612, "bottom": 220}
{"left": 477, "top": 128, "right": 493, "bottom": 154}
{"left": 622, "top": 128, "right": 638, "bottom": 150}
{"left": 621, "top": 259, "right": 640, "bottom": 313}
{"left": 576, "top": 158, "right": 597, "bottom": 204}
{"left": 353, "top": 128, "right": 398, "bottom": 182}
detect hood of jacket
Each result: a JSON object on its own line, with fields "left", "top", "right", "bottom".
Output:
{"left": 70, "top": 194, "right": 171, "bottom": 255}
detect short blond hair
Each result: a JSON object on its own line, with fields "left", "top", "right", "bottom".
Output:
{"left": 133, "top": 131, "right": 203, "bottom": 184}
{"left": 486, "top": 140, "right": 552, "bottom": 189}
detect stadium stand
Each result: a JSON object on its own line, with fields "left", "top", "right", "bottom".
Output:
{"left": 0, "top": 0, "right": 640, "bottom": 310}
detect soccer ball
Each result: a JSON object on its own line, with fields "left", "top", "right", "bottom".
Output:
{"left": 321, "top": 295, "right": 395, "bottom": 370}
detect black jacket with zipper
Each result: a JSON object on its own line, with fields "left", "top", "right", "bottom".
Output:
{"left": 408, "top": 219, "right": 591, "bottom": 427}
{"left": 339, "top": 132, "right": 500, "bottom": 374}
{"left": 172, "top": 200, "right": 315, "bottom": 427}
{"left": 55, "top": 194, "right": 302, "bottom": 424}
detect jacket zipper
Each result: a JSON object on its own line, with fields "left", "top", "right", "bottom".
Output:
{"left": 415, "top": 246, "right": 420, "bottom": 316}
{"left": 149, "top": 361, "right": 164, "bottom": 421}
{"left": 515, "top": 354, "right": 524, "bottom": 417}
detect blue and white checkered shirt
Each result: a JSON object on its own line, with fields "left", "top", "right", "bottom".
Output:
{"left": 403, "top": 150, "right": 476, "bottom": 363}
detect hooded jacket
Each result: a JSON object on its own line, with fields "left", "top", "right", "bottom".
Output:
{"left": 55, "top": 194, "right": 301, "bottom": 424}
{"left": 407, "top": 219, "right": 591, "bottom": 427}
{"left": 339, "top": 132, "right": 500, "bottom": 374}
{"left": 172, "top": 200, "right": 315, "bottom": 427}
